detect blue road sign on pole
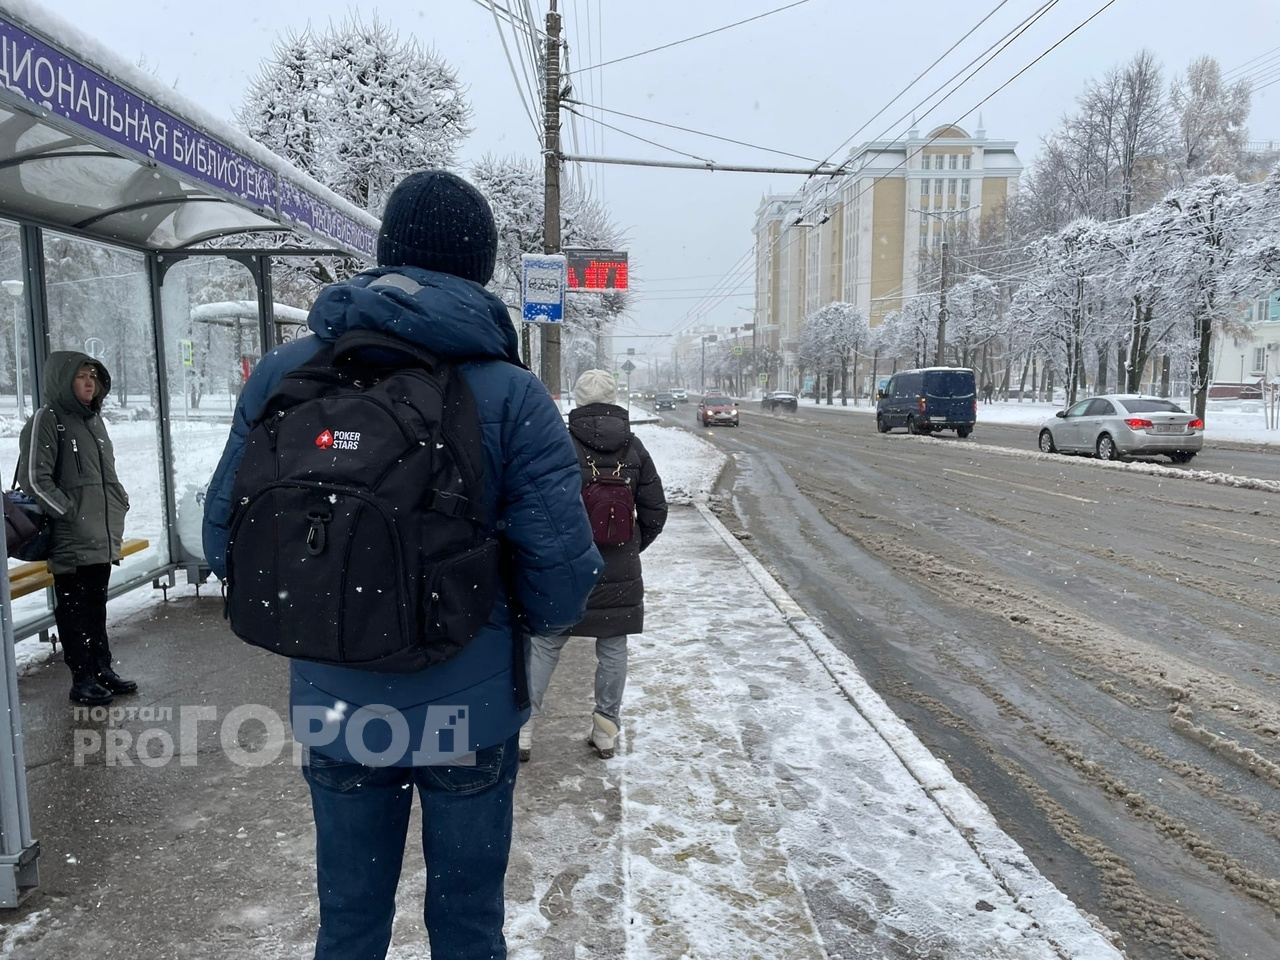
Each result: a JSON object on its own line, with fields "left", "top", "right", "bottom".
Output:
{"left": 521, "top": 254, "right": 567, "bottom": 323}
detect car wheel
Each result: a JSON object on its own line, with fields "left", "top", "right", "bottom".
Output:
{"left": 1168, "top": 451, "right": 1196, "bottom": 464}
{"left": 1038, "top": 429, "right": 1057, "bottom": 454}
{"left": 907, "top": 416, "right": 921, "bottom": 435}
{"left": 876, "top": 414, "right": 889, "bottom": 434}
{"left": 1096, "top": 434, "right": 1119, "bottom": 461}
{"left": 956, "top": 426, "right": 971, "bottom": 439}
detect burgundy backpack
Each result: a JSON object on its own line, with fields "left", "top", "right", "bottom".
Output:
{"left": 579, "top": 442, "right": 635, "bottom": 547}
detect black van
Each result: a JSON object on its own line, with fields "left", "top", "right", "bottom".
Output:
{"left": 876, "top": 367, "right": 977, "bottom": 437}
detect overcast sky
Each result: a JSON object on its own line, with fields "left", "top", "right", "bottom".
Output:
{"left": 32, "top": 0, "right": 1280, "bottom": 364}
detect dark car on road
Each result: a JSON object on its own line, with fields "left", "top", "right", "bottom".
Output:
{"left": 761, "top": 390, "right": 798, "bottom": 412}
{"left": 876, "top": 367, "right": 976, "bottom": 437}
{"left": 1038, "top": 394, "right": 1204, "bottom": 462}
{"left": 655, "top": 391, "right": 676, "bottom": 410}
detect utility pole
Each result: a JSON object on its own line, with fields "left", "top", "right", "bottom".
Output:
{"left": 701, "top": 334, "right": 717, "bottom": 390}
{"left": 935, "top": 238, "right": 949, "bottom": 367}
{"left": 541, "top": 1, "right": 563, "bottom": 398}
{"left": 915, "top": 205, "right": 975, "bottom": 367}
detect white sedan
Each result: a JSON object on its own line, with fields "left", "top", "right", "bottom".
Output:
{"left": 1038, "top": 394, "right": 1204, "bottom": 463}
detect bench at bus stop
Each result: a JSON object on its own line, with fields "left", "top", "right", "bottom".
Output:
{"left": 7, "top": 537, "right": 150, "bottom": 647}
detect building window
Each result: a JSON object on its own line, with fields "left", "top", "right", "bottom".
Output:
{"left": 933, "top": 155, "right": 944, "bottom": 170}
{"left": 948, "top": 179, "right": 957, "bottom": 196}
{"left": 1253, "top": 347, "right": 1266, "bottom": 373}
{"left": 962, "top": 179, "right": 971, "bottom": 197}
{"left": 962, "top": 155, "right": 971, "bottom": 169}
{"left": 934, "top": 179, "right": 943, "bottom": 195}
{"left": 921, "top": 179, "right": 929, "bottom": 197}
{"left": 948, "top": 154, "right": 958, "bottom": 170}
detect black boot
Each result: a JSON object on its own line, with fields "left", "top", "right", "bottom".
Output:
{"left": 70, "top": 671, "right": 113, "bottom": 705}
{"left": 96, "top": 666, "right": 138, "bottom": 696}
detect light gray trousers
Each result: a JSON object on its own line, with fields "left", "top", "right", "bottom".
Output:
{"left": 527, "top": 633, "right": 628, "bottom": 726}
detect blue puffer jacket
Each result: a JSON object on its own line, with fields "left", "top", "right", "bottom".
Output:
{"left": 203, "top": 267, "right": 602, "bottom": 763}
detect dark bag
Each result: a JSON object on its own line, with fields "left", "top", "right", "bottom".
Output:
{"left": 579, "top": 442, "right": 636, "bottom": 547}
{"left": 224, "top": 329, "right": 503, "bottom": 673}
{"left": 6, "top": 419, "right": 60, "bottom": 562}
{"left": 4, "top": 489, "right": 52, "bottom": 562}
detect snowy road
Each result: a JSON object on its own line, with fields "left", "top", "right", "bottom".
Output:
{"left": 689, "top": 404, "right": 1280, "bottom": 960}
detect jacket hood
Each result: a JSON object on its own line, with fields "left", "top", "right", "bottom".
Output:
{"left": 306, "top": 266, "right": 521, "bottom": 364}
{"left": 568, "top": 403, "right": 631, "bottom": 455}
{"left": 43, "top": 351, "right": 111, "bottom": 416}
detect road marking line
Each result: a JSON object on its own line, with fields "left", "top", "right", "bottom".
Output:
{"left": 942, "top": 467, "right": 1099, "bottom": 503}
{"left": 1184, "top": 520, "right": 1280, "bottom": 545}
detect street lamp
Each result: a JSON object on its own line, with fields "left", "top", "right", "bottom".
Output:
{"left": 701, "top": 334, "right": 717, "bottom": 392}
{"left": 2, "top": 280, "right": 24, "bottom": 419}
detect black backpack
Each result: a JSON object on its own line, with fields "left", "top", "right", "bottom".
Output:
{"left": 578, "top": 440, "right": 636, "bottom": 547}
{"left": 225, "top": 329, "right": 502, "bottom": 673}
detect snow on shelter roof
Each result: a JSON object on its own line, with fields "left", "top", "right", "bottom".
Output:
{"left": 0, "top": 0, "right": 379, "bottom": 259}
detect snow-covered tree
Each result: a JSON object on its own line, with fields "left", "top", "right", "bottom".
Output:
{"left": 232, "top": 15, "right": 471, "bottom": 292}
{"left": 798, "top": 302, "right": 869, "bottom": 404}
{"left": 239, "top": 15, "right": 471, "bottom": 215}
{"left": 1170, "top": 56, "right": 1251, "bottom": 181}
{"left": 1138, "top": 175, "right": 1263, "bottom": 419}
{"left": 1010, "top": 219, "right": 1114, "bottom": 405}
{"left": 1019, "top": 50, "right": 1173, "bottom": 233}
{"left": 942, "top": 275, "right": 1001, "bottom": 368}
{"left": 470, "top": 154, "right": 631, "bottom": 353}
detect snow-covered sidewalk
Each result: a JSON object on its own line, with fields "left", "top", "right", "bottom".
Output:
{"left": 492, "top": 502, "right": 1124, "bottom": 959}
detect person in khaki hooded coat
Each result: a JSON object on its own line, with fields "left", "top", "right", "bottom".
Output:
{"left": 17, "top": 351, "right": 133, "bottom": 705}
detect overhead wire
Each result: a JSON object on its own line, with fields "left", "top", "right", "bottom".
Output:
{"left": 664, "top": 1, "right": 1057, "bottom": 334}
{"left": 1224, "top": 45, "right": 1280, "bottom": 80}
{"left": 593, "top": 0, "right": 606, "bottom": 195}
{"left": 668, "top": 0, "right": 1074, "bottom": 336}
{"left": 561, "top": 102, "right": 716, "bottom": 164}
{"left": 485, "top": 0, "right": 543, "bottom": 144}
{"left": 812, "top": 0, "right": 1019, "bottom": 175}
{"left": 826, "top": 0, "right": 1062, "bottom": 178}
{"left": 564, "top": 0, "right": 813, "bottom": 76}
{"left": 508, "top": 0, "right": 545, "bottom": 132}
{"left": 669, "top": 0, "right": 1121, "bottom": 341}
{"left": 563, "top": 98, "right": 831, "bottom": 164}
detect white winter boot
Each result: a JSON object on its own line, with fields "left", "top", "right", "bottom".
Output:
{"left": 588, "top": 713, "right": 619, "bottom": 759}
{"left": 518, "top": 723, "right": 532, "bottom": 762}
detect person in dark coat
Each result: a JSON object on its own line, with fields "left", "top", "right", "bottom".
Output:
{"left": 523, "top": 368, "right": 668, "bottom": 760}
{"left": 202, "top": 170, "right": 601, "bottom": 960}
{"left": 17, "top": 352, "right": 134, "bottom": 705}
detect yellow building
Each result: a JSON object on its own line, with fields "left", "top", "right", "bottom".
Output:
{"left": 753, "top": 124, "right": 1021, "bottom": 389}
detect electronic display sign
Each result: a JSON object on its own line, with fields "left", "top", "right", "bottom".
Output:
{"left": 565, "top": 250, "right": 628, "bottom": 291}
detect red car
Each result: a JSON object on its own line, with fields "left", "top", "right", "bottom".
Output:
{"left": 698, "top": 394, "right": 739, "bottom": 427}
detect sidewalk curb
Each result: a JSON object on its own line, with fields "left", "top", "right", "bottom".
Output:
{"left": 691, "top": 501, "right": 1126, "bottom": 960}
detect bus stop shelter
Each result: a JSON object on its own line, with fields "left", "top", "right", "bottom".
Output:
{"left": 0, "top": 1, "right": 378, "bottom": 905}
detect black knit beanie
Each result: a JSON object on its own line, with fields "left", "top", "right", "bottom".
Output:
{"left": 377, "top": 171, "right": 499, "bottom": 286}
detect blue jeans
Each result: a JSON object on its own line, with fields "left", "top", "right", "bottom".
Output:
{"left": 301, "top": 733, "right": 520, "bottom": 959}
{"left": 528, "top": 633, "right": 628, "bottom": 725}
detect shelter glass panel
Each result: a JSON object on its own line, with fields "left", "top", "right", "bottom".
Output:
{"left": 0, "top": 219, "right": 34, "bottom": 430}
{"left": 42, "top": 232, "right": 168, "bottom": 581}
{"left": 159, "top": 257, "right": 262, "bottom": 565}
{"left": 1, "top": 217, "right": 41, "bottom": 627}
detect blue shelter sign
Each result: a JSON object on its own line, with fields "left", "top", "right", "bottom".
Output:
{"left": 0, "top": 14, "right": 377, "bottom": 258}
{"left": 521, "top": 254, "right": 567, "bottom": 323}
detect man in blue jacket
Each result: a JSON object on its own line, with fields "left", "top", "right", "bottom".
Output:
{"left": 203, "top": 170, "right": 601, "bottom": 960}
